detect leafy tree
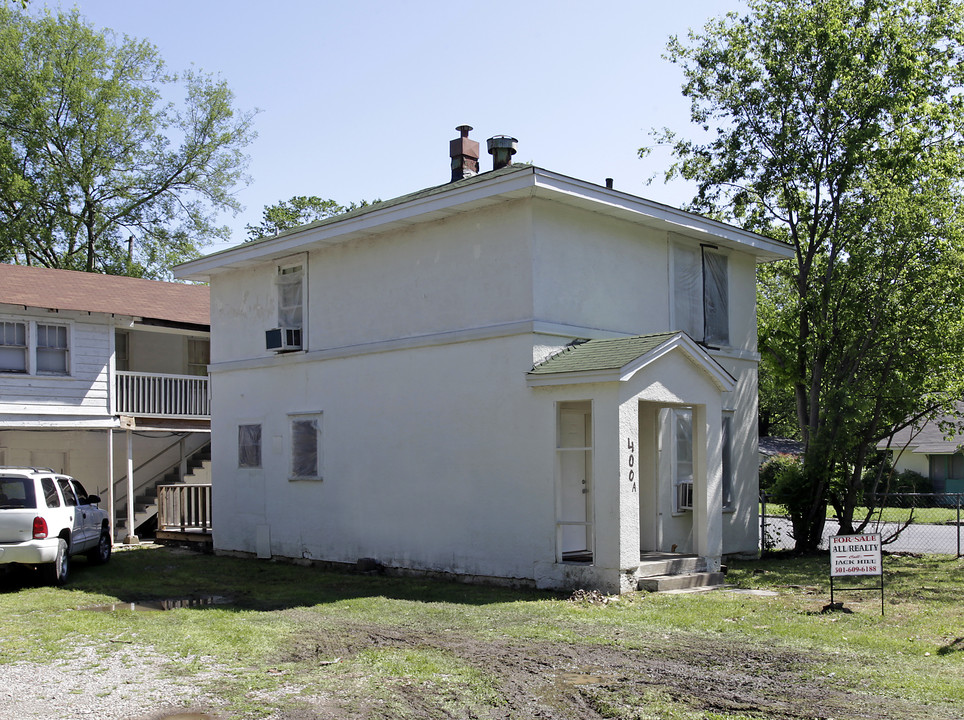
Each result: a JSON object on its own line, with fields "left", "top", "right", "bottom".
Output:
{"left": 651, "top": 0, "right": 964, "bottom": 550}
{"left": 0, "top": 7, "right": 256, "bottom": 278}
{"left": 245, "top": 195, "right": 374, "bottom": 241}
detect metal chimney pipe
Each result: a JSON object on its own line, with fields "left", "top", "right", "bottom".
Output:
{"left": 449, "top": 125, "right": 480, "bottom": 182}
{"left": 487, "top": 135, "right": 518, "bottom": 170}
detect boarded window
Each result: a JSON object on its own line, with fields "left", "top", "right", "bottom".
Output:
{"left": 238, "top": 424, "right": 262, "bottom": 468}
{"left": 291, "top": 414, "right": 322, "bottom": 480}
{"left": 674, "top": 245, "right": 702, "bottom": 339}
{"left": 703, "top": 251, "right": 729, "bottom": 346}
{"left": 673, "top": 245, "right": 729, "bottom": 346}
{"left": 721, "top": 413, "right": 733, "bottom": 509}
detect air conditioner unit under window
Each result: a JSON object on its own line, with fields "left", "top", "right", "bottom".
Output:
{"left": 266, "top": 327, "right": 302, "bottom": 352}
{"left": 677, "top": 481, "right": 694, "bottom": 511}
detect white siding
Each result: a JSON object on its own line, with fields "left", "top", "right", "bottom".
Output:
{"left": 0, "top": 308, "right": 111, "bottom": 417}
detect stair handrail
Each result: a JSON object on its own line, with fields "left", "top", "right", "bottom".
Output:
{"left": 111, "top": 435, "right": 211, "bottom": 510}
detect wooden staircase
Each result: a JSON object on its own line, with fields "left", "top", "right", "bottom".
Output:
{"left": 114, "top": 444, "right": 211, "bottom": 541}
{"left": 635, "top": 553, "right": 725, "bottom": 592}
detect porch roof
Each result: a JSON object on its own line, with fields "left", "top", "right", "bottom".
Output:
{"left": 526, "top": 331, "right": 735, "bottom": 391}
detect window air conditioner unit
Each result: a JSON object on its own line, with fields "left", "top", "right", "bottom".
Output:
{"left": 266, "top": 327, "right": 302, "bottom": 352}
{"left": 677, "top": 481, "right": 694, "bottom": 511}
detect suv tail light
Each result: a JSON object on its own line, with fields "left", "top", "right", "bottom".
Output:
{"left": 32, "top": 516, "right": 48, "bottom": 540}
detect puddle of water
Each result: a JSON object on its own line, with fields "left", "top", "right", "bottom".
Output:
{"left": 82, "top": 595, "right": 229, "bottom": 612}
{"left": 556, "top": 671, "right": 613, "bottom": 686}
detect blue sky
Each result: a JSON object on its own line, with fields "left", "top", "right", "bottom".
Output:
{"left": 34, "top": 1, "right": 745, "bottom": 252}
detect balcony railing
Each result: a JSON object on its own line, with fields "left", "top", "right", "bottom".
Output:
{"left": 115, "top": 371, "right": 210, "bottom": 419}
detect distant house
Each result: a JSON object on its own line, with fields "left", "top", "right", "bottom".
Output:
{"left": 176, "top": 129, "right": 793, "bottom": 593}
{"left": 0, "top": 264, "right": 211, "bottom": 541}
{"left": 881, "top": 405, "right": 964, "bottom": 494}
{"left": 758, "top": 437, "right": 803, "bottom": 465}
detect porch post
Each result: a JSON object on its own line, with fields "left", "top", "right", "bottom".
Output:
{"left": 125, "top": 428, "right": 139, "bottom": 544}
{"left": 692, "top": 404, "right": 722, "bottom": 570}
{"left": 616, "top": 397, "right": 642, "bottom": 587}
{"left": 107, "top": 429, "right": 115, "bottom": 545}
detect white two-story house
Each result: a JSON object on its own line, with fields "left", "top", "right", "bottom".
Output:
{"left": 0, "top": 264, "right": 211, "bottom": 542}
{"left": 176, "top": 129, "right": 792, "bottom": 593}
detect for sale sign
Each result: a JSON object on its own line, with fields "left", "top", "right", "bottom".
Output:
{"left": 830, "top": 534, "right": 882, "bottom": 577}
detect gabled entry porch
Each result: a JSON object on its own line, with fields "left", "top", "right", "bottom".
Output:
{"left": 528, "top": 332, "right": 736, "bottom": 594}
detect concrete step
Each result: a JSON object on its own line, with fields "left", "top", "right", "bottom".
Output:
{"left": 638, "top": 571, "right": 725, "bottom": 592}
{"left": 637, "top": 555, "right": 705, "bottom": 577}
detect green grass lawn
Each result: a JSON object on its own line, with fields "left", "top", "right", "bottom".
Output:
{"left": 1, "top": 546, "right": 962, "bottom": 719}
{"left": 761, "top": 502, "right": 962, "bottom": 525}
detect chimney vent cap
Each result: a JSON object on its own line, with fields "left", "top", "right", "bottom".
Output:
{"left": 486, "top": 135, "right": 518, "bottom": 153}
{"left": 487, "top": 135, "right": 518, "bottom": 170}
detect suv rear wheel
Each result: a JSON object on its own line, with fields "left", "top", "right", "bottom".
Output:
{"left": 43, "top": 538, "right": 69, "bottom": 585}
{"left": 87, "top": 529, "right": 112, "bottom": 565}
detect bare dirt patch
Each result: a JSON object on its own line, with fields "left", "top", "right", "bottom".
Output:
{"left": 272, "top": 622, "right": 958, "bottom": 720}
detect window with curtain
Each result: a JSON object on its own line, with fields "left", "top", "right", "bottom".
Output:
{"left": 277, "top": 265, "right": 304, "bottom": 330}
{"left": 238, "top": 424, "right": 262, "bottom": 468}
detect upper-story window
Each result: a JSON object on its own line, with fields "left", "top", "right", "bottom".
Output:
{"left": 0, "top": 320, "right": 70, "bottom": 376}
{"left": 188, "top": 338, "right": 210, "bottom": 376}
{"left": 278, "top": 264, "right": 303, "bottom": 331}
{"left": 673, "top": 243, "right": 729, "bottom": 347}
{"left": 114, "top": 331, "right": 129, "bottom": 371}
{"left": 0, "top": 321, "right": 27, "bottom": 373}
{"left": 36, "top": 324, "right": 69, "bottom": 375}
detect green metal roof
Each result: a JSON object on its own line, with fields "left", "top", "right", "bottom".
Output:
{"left": 528, "top": 332, "right": 681, "bottom": 375}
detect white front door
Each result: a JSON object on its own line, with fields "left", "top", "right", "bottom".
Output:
{"left": 557, "top": 402, "right": 593, "bottom": 560}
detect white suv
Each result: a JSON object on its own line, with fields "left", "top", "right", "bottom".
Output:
{"left": 0, "top": 468, "right": 111, "bottom": 584}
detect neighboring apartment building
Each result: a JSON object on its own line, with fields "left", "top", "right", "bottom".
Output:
{"left": 176, "top": 129, "right": 793, "bottom": 593}
{"left": 0, "top": 264, "right": 211, "bottom": 542}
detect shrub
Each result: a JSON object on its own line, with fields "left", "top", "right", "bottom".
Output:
{"left": 760, "top": 453, "right": 802, "bottom": 494}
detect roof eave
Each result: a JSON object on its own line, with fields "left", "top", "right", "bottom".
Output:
{"left": 526, "top": 333, "right": 736, "bottom": 392}
{"left": 176, "top": 166, "right": 791, "bottom": 282}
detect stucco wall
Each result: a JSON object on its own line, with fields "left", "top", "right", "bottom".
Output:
{"left": 209, "top": 201, "right": 536, "bottom": 363}
{"left": 211, "top": 334, "right": 558, "bottom": 582}
{"left": 530, "top": 200, "right": 670, "bottom": 332}
{"left": 206, "top": 191, "right": 765, "bottom": 587}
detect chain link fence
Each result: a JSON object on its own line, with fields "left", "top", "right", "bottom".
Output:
{"left": 761, "top": 492, "right": 964, "bottom": 556}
